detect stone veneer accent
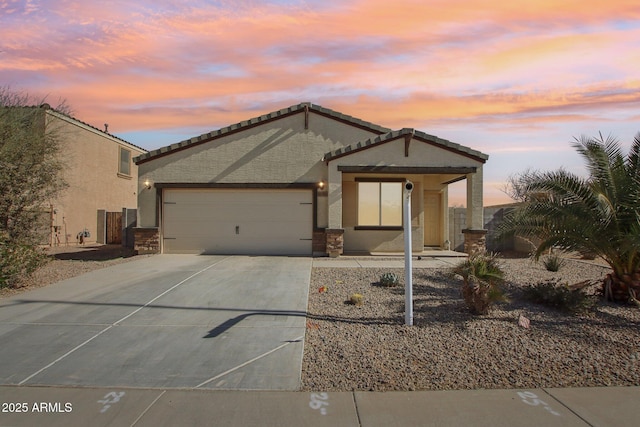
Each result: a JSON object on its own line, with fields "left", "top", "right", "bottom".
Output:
{"left": 313, "top": 230, "right": 327, "bottom": 255}
{"left": 325, "top": 228, "right": 344, "bottom": 257}
{"left": 462, "top": 229, "right": 487, "bottom": 255}
{"left": 134, "top": 227, "right": 160, "bottom": 254}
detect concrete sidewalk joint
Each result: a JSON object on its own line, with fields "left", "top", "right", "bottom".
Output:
{"left": 1, "top": 386, "right": 638, "bottom": 427}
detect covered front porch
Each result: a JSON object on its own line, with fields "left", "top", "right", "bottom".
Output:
{"left": 322, "top": 128, "right": 488, "bottom": 257}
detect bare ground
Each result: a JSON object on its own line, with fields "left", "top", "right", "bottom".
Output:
{"left": 0, "top": 244, "right": 149, "bottom": 299}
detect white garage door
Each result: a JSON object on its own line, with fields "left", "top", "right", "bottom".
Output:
{"left": 162, "top": 189, "right": 313, "bottom": 255}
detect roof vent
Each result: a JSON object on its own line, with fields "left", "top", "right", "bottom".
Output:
{"left": 104, "top": 123, "right": 109, "bottom": 133}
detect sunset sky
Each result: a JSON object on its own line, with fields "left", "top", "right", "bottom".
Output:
{"left": 2, "top": 0, "right": 639, "bottom": 205}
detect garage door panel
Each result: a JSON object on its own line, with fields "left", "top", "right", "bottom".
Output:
{"left": 163, "top": 189, "right": 313, "bottom": 255}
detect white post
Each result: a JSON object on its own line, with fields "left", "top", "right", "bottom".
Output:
{"left": 404, "top": 180, "right": 414, "bottom": 326}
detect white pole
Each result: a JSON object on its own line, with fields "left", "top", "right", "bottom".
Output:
{"left": 404, "top": 181, "right": 414, "bottom": 326}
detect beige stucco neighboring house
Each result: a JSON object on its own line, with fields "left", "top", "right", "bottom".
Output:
{"left": 133, "top": 103, "right": 488, "bottom": 256}
{"left": 42, "top": 106, "right": 147, "bottom": 246}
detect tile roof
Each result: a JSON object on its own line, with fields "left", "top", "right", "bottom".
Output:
{"left": 134, "top": 102, "right": 391, "bottom": 164}
{"left": 44, "top": 107, "right": 147, "bottom": 153}
{"left": 323, "top": 128, "right": 488, "bottom": 163}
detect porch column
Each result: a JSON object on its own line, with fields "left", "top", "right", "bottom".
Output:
{"left": 326, "top": 163, "right": 344, "bottom": 257}
{"left": 133, "top": 227, "right": 160, "bottom": 254}
{"left": 463, "top": 165, "right": 487, "bottom": 254}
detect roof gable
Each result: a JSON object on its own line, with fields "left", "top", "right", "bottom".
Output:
{"left": 324, "top": 128, "right": 488, "bottom": 163}
{"left": 134, "top": 102, "right": 391, "bottom": 164}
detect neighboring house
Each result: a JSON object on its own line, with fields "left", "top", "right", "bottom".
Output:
{"left": 41, "top": 106, "right": 147, "bottom": 246}
{"left": 133, "top": 103, "right": 488, "bottom": 256}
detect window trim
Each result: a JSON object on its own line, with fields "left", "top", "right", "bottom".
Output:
{"left": 355, "top": 178, "right": 404, "bottom": 229}
{"left": 118, "top": 146, "right": 132, "bottom": 177}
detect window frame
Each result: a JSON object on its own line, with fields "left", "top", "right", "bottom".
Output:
{"left": 355, "top": 178, "right": 404, "bottom": 230}
{"left": 118, "top": 146, "right": 132, "bottom": 177}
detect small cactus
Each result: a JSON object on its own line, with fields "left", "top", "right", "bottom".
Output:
{"left": 380, "top": 272, "right": 399, "bottom": 287}
{"left": 349, "top": 293, "right": 364, "bottom": 305}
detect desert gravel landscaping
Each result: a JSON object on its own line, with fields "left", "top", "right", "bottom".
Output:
{"left": 302, "top": 257, "right": 640, "bottom": 391}
{"left": 4, "top": 248, "right": 639, "bottom": 392}
{"left": 0, "top": 244, "right": 149, "bottom": 299}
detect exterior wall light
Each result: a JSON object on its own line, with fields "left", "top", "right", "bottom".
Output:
{"left": 144, "top": 179, "right": 152, "bottom": 189}
{"left": 318, "top": 181, "right": 325, "bottom": 189}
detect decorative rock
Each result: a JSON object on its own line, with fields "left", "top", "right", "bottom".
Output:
{"left": 302, "top": 258, "right": 640, "bottom": 391}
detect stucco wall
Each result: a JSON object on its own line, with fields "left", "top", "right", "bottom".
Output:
{"left": 340, "top": 173, "right": 424, "bottom": 252}
{"left": 137, "top": 111, "right": 382, "bottom": 227}
{"left": 328, "top": 138, "right": 483, "bottom": 253}
{"left": 135, "top": 109, "right": 485, "bottom": 255}
{"left": 47, "top": 112, "right": 145, "bottom": 245}
{"left": 327, "top": 138, "right": 483, "bottom": 226}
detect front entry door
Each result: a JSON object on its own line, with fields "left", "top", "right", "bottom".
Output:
{"left": 423, "top": 191, "right": 441, "bottom": 247}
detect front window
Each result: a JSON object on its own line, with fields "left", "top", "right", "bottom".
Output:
{"left": 357, "top": 181, "right": 402, "bottom": 226}
{"left": 119, "top": 147, "right": 131, "bottom": 176}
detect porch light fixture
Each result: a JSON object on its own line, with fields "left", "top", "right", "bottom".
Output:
{"left": 144, "top": 179, "right": 152, "bottom": 189}
{"left": 318, "top": 181, "right": 325, "bottom": 190}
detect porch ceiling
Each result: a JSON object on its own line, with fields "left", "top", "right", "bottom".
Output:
{"left": 337, "top": 166, "right": 471, "bottom": 187}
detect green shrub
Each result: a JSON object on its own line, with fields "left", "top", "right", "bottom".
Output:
{"left": 453, "top": 252, "right": 506, "bottom": 315}
{"left": 0, "top": 241, "right": 48, "bottom": 288}
{"left": 522, "top": 279, "right": 596, "bottom": 314}
{"left": 542, "top": 254, "right": 566, "bottom": 272}
{"left": 380, "top": 272, "right": 399, "bottom": 287}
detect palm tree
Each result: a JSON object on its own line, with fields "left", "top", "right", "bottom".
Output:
{"left": 498, "top": 132, "right": 640, "bottom": 303}
{"left": 453, "top": 251, "right": 506, "bottom": 315}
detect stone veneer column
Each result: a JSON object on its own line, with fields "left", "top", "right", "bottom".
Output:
{"left": 325, "top": 161, "right": 344, "bottom": 257}
{"left": 325, "top": 229, "right": 344, "bottom": 258}
{"left": 134, "top": 227, "right": 160, "bottom": 254}
{"left": 327, "top": 162, "right": 342, "bottom": 230}
{"left": 466, "top": 166, "right": 484, "bottom": 230}
{"left": 463, "top": 165, "right": 487, "bottom": 254}
{"left": 462, "top": 229, "right": 487, "bottom": 255}
{"left": 312, "top": 230, "right": 327, "bottom": 255}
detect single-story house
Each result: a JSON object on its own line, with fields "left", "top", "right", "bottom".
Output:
{"left": 133, "top": 103, "right": 488, "bottom": 256}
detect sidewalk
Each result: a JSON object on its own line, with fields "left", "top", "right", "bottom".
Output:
{"left": 1, "top": 385, "right": 638, "bottom": 426}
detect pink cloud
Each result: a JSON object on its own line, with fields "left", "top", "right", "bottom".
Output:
{"left": 1, "top": 0, "right": 638, "bottom": 153}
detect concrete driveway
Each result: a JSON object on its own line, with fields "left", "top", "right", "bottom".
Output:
{"left": 0, "top": 255, "right": 311, "bottom": 390}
